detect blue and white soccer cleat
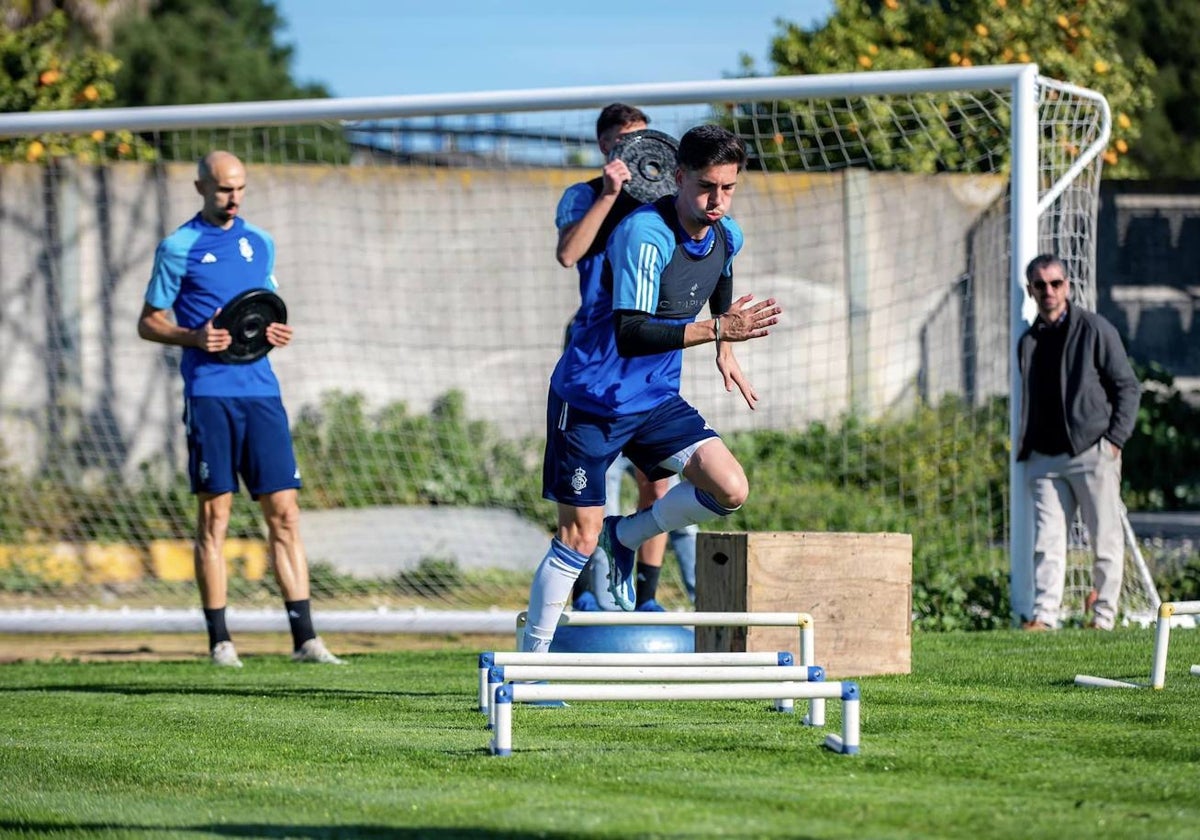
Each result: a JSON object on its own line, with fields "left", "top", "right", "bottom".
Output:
{"left": 599, "top": 515, "right": 636, "bottom": 611}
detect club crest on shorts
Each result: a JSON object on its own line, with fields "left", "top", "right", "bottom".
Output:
{"left": 570, "top": 467, "right": 588, "bottom": 494}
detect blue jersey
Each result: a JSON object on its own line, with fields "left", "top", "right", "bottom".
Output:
{"left": 550, "top": 200, "right": 743, "bottom": 416}
{"left": 145, "top": 214, "right": 281, "bottom": 398}
{"left": 556, "top": 179, "right": 644, "bottom": 337}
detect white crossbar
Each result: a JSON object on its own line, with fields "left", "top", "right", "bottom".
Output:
{"left": 485, "top": 663, "right": 824, "bottom": 728}
{"left": 551, "top": 611, "right": 813, "bottom": 627}
{"left": 489, "top": 680, "right": 860, "bottom": 756}
{"left": 489, "top": 651, "right": 791, "bottom": 666}
{"left": 476, "top": 650, "right": 793, "bottom": 713}
{"left": 494, "top": 665, "right": 821, "bottom": 682}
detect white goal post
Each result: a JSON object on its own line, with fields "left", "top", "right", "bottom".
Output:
{"left": 0, "top": 64, "right": 1151, "bottom": 633}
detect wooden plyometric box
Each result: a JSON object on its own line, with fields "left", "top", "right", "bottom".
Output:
{"left": 695, "top": 532, "right": 912, "bottom": 677}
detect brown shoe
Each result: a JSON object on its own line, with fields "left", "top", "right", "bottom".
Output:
{"left": 1021, "top": 619, "right": 1053, "bottom": 631}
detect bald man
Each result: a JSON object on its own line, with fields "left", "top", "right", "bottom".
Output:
{"left": 139, "top": 151, "right": 342, "bottom": 667}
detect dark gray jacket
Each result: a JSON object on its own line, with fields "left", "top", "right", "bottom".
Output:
{"left": 1016, "top": 304, "right": 1141, "bottom": 461}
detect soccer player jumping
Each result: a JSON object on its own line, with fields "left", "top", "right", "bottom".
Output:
{"left": 523, "top": 124, "right": 781, "bottom": 651}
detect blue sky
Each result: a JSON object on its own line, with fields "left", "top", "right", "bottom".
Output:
{"left": 276, "top": 1, "right": 833, "bottom": 99}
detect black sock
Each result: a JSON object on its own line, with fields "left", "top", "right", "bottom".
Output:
{"left": 285, "top": 599, "right": 316, "bottom": 651}
{"left": 203, "top": 607, "right": 231, "bottom": 650}
{"left": 635, "top": 562, "right": 661, "bottom": 606}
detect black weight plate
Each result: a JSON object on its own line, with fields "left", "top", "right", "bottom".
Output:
{"left": 608, "top": 129, "right": 680, "bottom": 203}
{"left": 212, "top": 288, "right": 287, "bottom": 364}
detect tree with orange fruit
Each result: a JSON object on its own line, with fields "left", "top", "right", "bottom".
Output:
{"left": 0, "top": 11, "right": 150, "bottom": 163}
{"left": 746, "top": 0, "right": 1154, "bottom": 176}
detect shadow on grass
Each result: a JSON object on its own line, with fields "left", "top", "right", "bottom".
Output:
{"left": 0, "top": 684, "right": 450, "bottom": 700}
{"left": 0, "top": 823, "right": 582, "bottom": 838}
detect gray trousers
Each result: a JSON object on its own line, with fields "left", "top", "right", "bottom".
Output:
{"left": 1026, "top": 440, "right": 1125, "bottom": 629}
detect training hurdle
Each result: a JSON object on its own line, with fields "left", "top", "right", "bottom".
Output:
{"left": 489, "top": 680, "right": 860, "bottom": 757}
{"left": 1074, "top": 600, "right": 1200, "bottom": 690}
{"left": 516, "top": 610, "right": 822, "bottom": 722}
{"left": 1149, "top": 601, "right": 1200, "bottom": 689}
{"left": 477, "top": 650, "right": 793, "bottom": 713}
{"left": 484, "top": 662, "right": 823, "bottom": 729}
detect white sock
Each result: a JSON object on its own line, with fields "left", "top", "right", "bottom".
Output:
{"left": 523, "top": 539, "right": 588, "bottom": 649}
{"left": 617, "top": 481, "right": 735, "bottom": 548}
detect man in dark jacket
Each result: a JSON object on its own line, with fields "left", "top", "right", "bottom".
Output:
{"left": 1016, "top": 254, "right": 1141, "bottom": 630}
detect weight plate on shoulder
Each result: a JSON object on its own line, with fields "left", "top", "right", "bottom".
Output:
{"left": 212, "top": 288, "right": 287, "bottom": 364}
{"left": 609, "top": 129, "right": 680, "bottom": 203}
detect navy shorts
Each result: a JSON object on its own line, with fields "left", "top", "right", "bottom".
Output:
{"left": 542, "top": 391, "right": 718, "bottom": 507}
{"left": 185, "top": 396, "right": 301, "bottom": 499}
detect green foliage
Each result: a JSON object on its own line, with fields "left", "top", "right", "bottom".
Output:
{"left": 716, "top": 375, "right": 1193, "bottom": 629}
{"left": 1122, "top": 361, "right": 1200, "bottom": 510}
{"left": 290, "top": 390, "right": 549, "bottom": 527}
{"left": 109, "top": 0, "right": 330, "bottom": 107}
{"left": 107, "top": 0, "right": 348, "bottom": 163}
{"left": 753, "top": 0, "right": 1155, "bottom": 175}
{"left": 1116, "top": 0, "right": 1200, "bottom": 178}
{"left": 725, "top": 396, "right": 1011, "bottom": 629}
{"left": 4, "top": 383, "right": 1196, "bottom": 628}
{"left": 1154, "top": 555, "right": 1200, "bottom": 603}
{"left": 0, "top": 10, "right": 153, "bottom": 163}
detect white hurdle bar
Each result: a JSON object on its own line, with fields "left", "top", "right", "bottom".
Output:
{"left": 477, "top": 650, "right": 793, "bottom": 713}
{"left": 489, "top": 680, "right": 860, "bottom": 757}
{"left": 1150, "top": 601, "right": 1200, "bottom": 689}
{"left": 485, "top": 663, "right": 824, "bottom": 729}
{"left": 1074, "top": 600, "right": 1200, "bottom": 690}
{"left": 515, "top": 610, "right": 822, "bottom": 722}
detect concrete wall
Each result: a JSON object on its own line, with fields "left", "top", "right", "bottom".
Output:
{"left": 0, "top": 161, "right": 1007, "bottom": 480}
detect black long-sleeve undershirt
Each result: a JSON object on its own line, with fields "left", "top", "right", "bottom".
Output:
{"left": 612, "top": 273, "right": 733, "bottom": 357}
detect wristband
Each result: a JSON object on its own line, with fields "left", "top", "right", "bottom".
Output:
{"left": 714, "top": 315, "right": 722, "bottom": 345}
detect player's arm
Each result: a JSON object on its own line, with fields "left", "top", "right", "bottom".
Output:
{"left": 556, "top": 160, "right": 632, "bottom": 268}
{"left": 138, "top": 302, "right": 231, "bottom": 353}
{"left": 138, "top": 238, "right": 230, "bottom": 352}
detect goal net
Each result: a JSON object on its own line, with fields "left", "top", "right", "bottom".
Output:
{"left": 0, "top": 66, "right": 1156, "bottom": 633}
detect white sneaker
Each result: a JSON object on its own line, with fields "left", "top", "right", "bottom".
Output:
{"left": 292, "top": 637, "right": 345, "bottom": 665}
{"left": 211, "top": 640, "right": 243, "bottom": 668}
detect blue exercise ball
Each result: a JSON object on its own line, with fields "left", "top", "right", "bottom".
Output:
{"left": 550, "top": 624, "right": 695, "bottom": 654}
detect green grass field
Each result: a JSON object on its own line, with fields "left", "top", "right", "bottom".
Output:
{"left": 2, "top": 628, "right": 1198, "bottom": 839}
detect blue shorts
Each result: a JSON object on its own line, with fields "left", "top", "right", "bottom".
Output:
{"left": 542, "top": 390, "right": 718, "bottom": 507}
{"left": 185, "top": 396, "right": 301, "bottom": 499}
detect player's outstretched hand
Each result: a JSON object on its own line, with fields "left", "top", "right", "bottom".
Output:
{"left": 720, "top": 294, "right": 780, "bottom": 342}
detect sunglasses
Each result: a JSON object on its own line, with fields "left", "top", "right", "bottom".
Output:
{"left": 1031, "top": 279, "right": 1066, "bottom": 291}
